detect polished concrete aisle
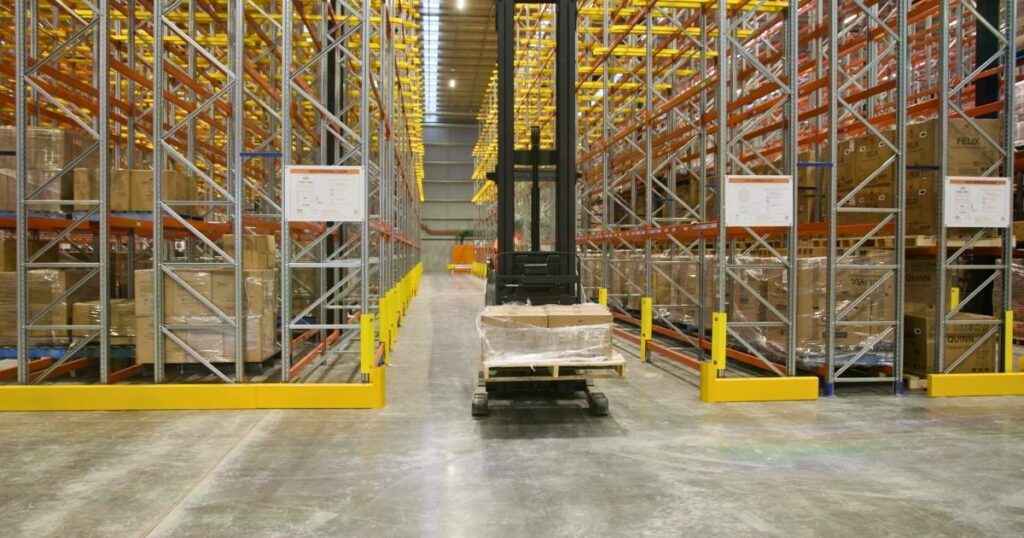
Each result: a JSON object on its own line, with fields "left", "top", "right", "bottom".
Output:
{"left": 2, "top": 273, "right": 1024, "bottom": 536}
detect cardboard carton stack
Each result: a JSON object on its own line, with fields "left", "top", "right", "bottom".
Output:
{"left": 904, "top": 312, "right": 998, "bottom": 374}
{"left": 0, "top": 126, "right": 94, "bottom": 211}
{"left": 904, "top": 118, "right": 1002, "bottom": 235}
{"left": 0, "top": 269, "right": 98, "bottom": 346}
{"left": 222, "top": 234, "right": 277, "bottom": 270}
{"left": 73, "top": 169, "right": 195, "bottom": 214}
{"left": 72, "top": 299, "right": 135, "bottom": 344}
{"left": 478, "top": 303, "right": 614, "bottom": 367}
{"left": 0, "top": 238, "right": 58, "bottom": 270}
{"left": 761, "top": 251, "right": 895, "bottom": 357}
{"left": 901, "top": 256, "right": 1001, "bottom": 375}
{"left": 133, "top": 268, "right": 277, "bottom": 364}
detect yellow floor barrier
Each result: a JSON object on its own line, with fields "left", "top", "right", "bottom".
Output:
{"left": 699, "top": 313, "right": 819, "bottom": 403}
{"left": 929, "top": 311, "right": 1024, "bottom": 398}
{"left": 0, "top": 263, "right": 426, "bottom": 412}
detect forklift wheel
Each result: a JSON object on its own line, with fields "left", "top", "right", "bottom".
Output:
{"left": 472, "top": 393, "right": 490, "bottom": 417}
{"left": 587, "top": 392, "right": 609, "bottom": 416}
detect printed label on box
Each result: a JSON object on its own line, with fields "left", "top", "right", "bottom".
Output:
{"left": 285, "top": 166, "right": 365, "bottom": 222}
{"left": 724, "top": 175, "right": 794, "bottom": 227}
{"left": 943, "top": 176, "right": 1011, "bottom": 228}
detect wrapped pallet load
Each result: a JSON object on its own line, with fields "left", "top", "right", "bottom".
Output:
{"left": 132, "top": 268, "right": 278, "bottom": 364}
{"left": 478, "top": 303, "right": 616, "bottom": 368}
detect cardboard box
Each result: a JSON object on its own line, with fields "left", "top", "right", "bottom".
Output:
{"left": 133, "top": 316, "right": 188, "bottom": 364}
{"left": 0, "top": 270, "right": 80, "bottom": 344}
{"left": 135, "top": 314, "right": 275, "bottom": 364}
{"left": 855, "top": 130, "right": 896, "bottom": 188}
{"left": 223, "top": 234, "right": 278, "bottom": 270}
{"left": 0, "top": 168, "right": 73, "bottom": 211}
{"left": 129, "top": 169, "right": 193, "bottom": 213}
{"left": 764, "top": 251, "right": 894, "bottom": 353}
{"left": 72, "top": 299, "right": 135, "bottom": 338}
{"left": 165, "top": 270, "right": 236, "bottom": 317}
{"left": 906, "top": 118, "right": 1002, "bottom": 175}
{"left": 836, "top": 139, "right": 858, "bottom": 193}
{"left": 0, "top": 238, "right": 58, "bottom": 271}
{"left": 903, "top": 172, "right": 988, "bottom": 237}
{"left": 839, "top": 184, "right": 894, "bottom": 225}
{"left": 904, "top": 312, "right": 999, "bottom": 374}
{"left": 0, "top": 126, "right": 96, "bottom": 170}
{"left": 545, "top": 304, "right": 613, "bottom": 327}
{"left": 72, "top": 168, "right": 132, "bottom": 211}
{"left": 479, "top": 304, "right": 547, "bottom": 328}
{"left": 904, "top": 257, "right": 963, "bottom": 313}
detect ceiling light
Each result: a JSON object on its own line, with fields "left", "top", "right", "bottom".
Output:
{"left": 456, "top": 0, "right": 466, "bottom": 9}
{"left": 449, "top": 79, "right": 456, "bottom": 88}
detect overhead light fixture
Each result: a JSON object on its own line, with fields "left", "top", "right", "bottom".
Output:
{"left": 449, "top": 79, "right": 456, "bottom": 89}
{"left": 456, "top": 0, "right": 466, "bottom": 9}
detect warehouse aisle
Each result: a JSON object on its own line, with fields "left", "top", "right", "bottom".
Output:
{"left": 2, "top": 273, "right": 1024, "bottom": 536}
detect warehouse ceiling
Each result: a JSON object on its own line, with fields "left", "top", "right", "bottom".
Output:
{"left": 423, "top": 0, "right": 496, "bottom": 124}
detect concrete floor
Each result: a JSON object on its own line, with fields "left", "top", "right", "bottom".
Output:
{"left": 1, "top": 273, "right": 1023, "bottom": 537}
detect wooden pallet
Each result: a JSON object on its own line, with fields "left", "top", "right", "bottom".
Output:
{"left": 903, "top": 373, "right": 928, "bottom": 391}
{"left": 483, "top": 357, "right": 626, "bottom": 382}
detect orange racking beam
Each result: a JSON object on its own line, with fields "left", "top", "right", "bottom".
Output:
{"left": 0, "top": 358, "right": 54, "bottom": 381}
{"left": 29, "top": 357, "right": 95, "bottom": 384}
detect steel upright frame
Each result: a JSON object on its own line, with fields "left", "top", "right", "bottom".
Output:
{"left": 932, "top": 0, "right": 1016, "bottom": 374}
{"left": 14, "top": 0, "right": 111, "bottom": 384}
{"left": 824, "top": 0, "right": 908, "bottom": 394}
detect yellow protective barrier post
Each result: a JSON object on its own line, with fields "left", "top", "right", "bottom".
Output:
{"left": 951, "top": 287, "right": 960, "bottom": 309}
{"left": 360, "top": 313, "right": 375, "bottom": 374}
{"left": 699, "top": 311, "right": 819, "bottom": 403}
{"left": 1006, "top": 310, "right": 1013, "bottom": 373}
{"left": 598, "top": 287, "right": 608, "bottom": 305}
{"left": 380, "top": 292, "right": 391, "bottom": 360}
{"left": 390, "top": 288, "right": 399, "bottom": 348}
{"left": 711, "top": 311, "right": 727, "bottom": 371}
{"left": 639, "top": 297, "right": 652, "bottom": 362}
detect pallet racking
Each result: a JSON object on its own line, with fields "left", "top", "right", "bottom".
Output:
{"left": 0, "top": 0, "right": 424, "bottom": 403}
{"left": 472, "top": 0, "right": 1019, "bottom": 398}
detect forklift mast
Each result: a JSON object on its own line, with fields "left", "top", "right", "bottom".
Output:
{"left": 492, "top": 0, "right": 579, "bottom": 306}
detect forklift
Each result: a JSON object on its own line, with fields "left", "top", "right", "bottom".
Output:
{"left": 473, "top": 0, "right": 610, "bottom": 416}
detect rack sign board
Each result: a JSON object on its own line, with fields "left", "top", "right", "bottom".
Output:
{"left": 943, "top": 176, "right": 1011, "bottom": 228}
{"left": 285, "top": 166, "right": 365, "bottom": 222}
{"left": 724, "top": 175, "right": 794, "bottom": 227}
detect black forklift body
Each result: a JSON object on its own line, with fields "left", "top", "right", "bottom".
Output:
{"left": 491, "top": 0, "right": 579, "bottom": 307}
{"left": 474, "top": 0, "right": 609, "bottom": 417}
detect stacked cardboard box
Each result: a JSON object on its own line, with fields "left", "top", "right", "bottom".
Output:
{"left": 0, "top": 126, "right": 95, "bottom": 211}
{"left": 73, "top": 169, "right": 194, "bottom": 214}
{"left": 763, "top": 251, "right": 895, "bottom": 356}
{"left": 133, "top": 268, "right": 278, "bottom": 364}
{"left": 904, "top": 118, "right": 1002, "bottom": 235}
{"left": 478, "top": 303, "right": 614, "bottom": 367}
{"left": 0, "top": 269, "right": 98, "bottom": 345}
{"left": 71, "top": 299, "right": 135, "bottom": 343}
{"left": 0, "top": 238, "right": 58, "bottom": 271}
{"left": 902, "top": 257, "right": 1000, "bottom": 375}
{"left": 222, "top": 234, "right": 277, "bottom": 270}
{"left": 904, "top": 312, "right": 998, "bottom": 374}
